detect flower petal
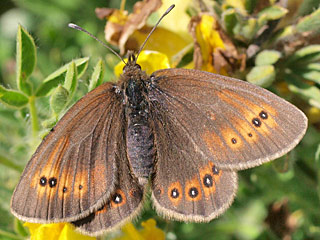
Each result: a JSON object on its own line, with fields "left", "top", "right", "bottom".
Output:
{"left": 114, "top": 50, "right": 170, "bottom": 77}
{"left": 24, "top": 222, "right": 96, "bottom": 240}
{"left": 140, "top": 219, "right": 165, "bottom": 240}
{"left": 189, "top": 14, "right": 245, "bottom": 74}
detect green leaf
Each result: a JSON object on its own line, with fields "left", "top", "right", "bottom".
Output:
{"left": 296, "top": 70, "right": 320, "bottom": 84}
{"left": 16, "top": 25, "right": 36, "bottom": 96}
{"left": 0, "top": 154, "right": 23, "bottom": 172}
{"left": 0, "top": 85, "right": 29, "bottom": 108}
{"left": 287, "top": 45, "right": 320, "bottom": 64}
{"left": 292, "top": 63, "right": 320, "bottom": 84}
{"left": 14, "top": 219, "right": 28, "bottom": 237}
{"left": 35, "top": 57, "right": 89, "bottom": 97}
{"left": 315, "top": 143, "right": 320, "bottom": 163}
{"left": 222, "top": 9, "right": 237, "bottom": 35}
{"left": 246, "top": 65, "right": 276, "bottom": 87}
{"left": 255, "top": 50, "right": 281, "bottom": 66}
{"left": 0, "top": 229, "right": 24, "bottom": 240}
{"left": 172, "top": 43, "right": 194, "bottom": 68}
{"left": 244, "top": 0, "right": 257, "bottom": 14}
{"left": 63, "top": 61, "right": 78, "bottom": 97}
{"left": 50, "top": 85, "right": 69, "bottom": 115}
{"left": 257, "top": 6, "right": 288, "bottom": 20}
{"left": 88, "top": 59, "right": 105, "bottom": 92}
{"left": 233, "top": 16, "right": 259, "bottom": 41}
{"left": 298, "top": 0, "right": 320, "bottom": 16}
{"left": 270, "top": 25, "right": 294, "bottom": 44}
{"left": 286, "top": 74, "right": 320, "bottom": 108}
{"left": 211, "top": 1, "right": 223, "bottom": 17}
{"left": 304, "top": 63, "right": 320, "bottom": 71}
{"left": 296, "top": 8, "right": 320, "bottom": 33}
{"left": 41, "top": 117, "right": 58, "bottom": 129}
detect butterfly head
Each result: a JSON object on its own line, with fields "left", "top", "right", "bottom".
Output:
{"left": 121, "top": 51, "right": 148, "bottom": 88}
{"left": 123, "top": 51, "right": 142, "bottom": 74}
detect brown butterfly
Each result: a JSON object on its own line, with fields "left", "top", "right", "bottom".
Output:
{"left": 11, "top": 4, "right": 307, "bottom": 237}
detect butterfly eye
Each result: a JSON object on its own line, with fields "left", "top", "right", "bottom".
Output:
{"left": 168, "top": 182, "right": 183, "bottom": 205}
{"left": 259, "top": 111, "right": 268, "bottom": 119}
{"left": 185, "top": 178, "right": 202, "bottom": 202}
{"left": 212, "top": 166, "right": 220, "bottom": 175}
{"left": 188, "top": 187, "right": 199, "bottom": 198}
{"left": 252, "top": 118, "right": 262, "bottom": 127}
{"left": 135, "top": 64, "right": 141, "bottom": 70}
{"left": 123, "top": 65, "right": 130, "bottom": 73}
{"left": 111, "top": 190, "right": 126, "bottom": 208}
{"left": 39, "top": 176, "right": 47, "bottom": 186}
{"left": 231, "top": 138, "right": 237, "bottom": 144}
{"left": 112, "top": 85, "right": 121, "bottom": 94}
{"left": 155, "top": 188, "right": 162, "bottom": 196}
{"left": 48, "top": 177, "right": 57, "bottom": 188}
{"left": 63, "top": 187, "right": 67, "bottom": 193}
{"left": 113, "top": 193, "right": 123, "bottom": 204}
{"left": 170, "top": 188, "right": 180, "bottom": 199}
{"left": 150, "top": 75, "right": 156, "bottom": 83}
{"left": 199, "top": 163, "right": 218, "bottom": 198}
{"left": 203, "top": 174, "right": 213, "bottom": 188}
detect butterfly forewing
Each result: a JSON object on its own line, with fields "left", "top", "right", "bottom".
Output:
{"left": 73, "top": 130, "right": 144, "bottom": 236}
{"left": 11, "top": 82, "right": 124, "bottom": 223}
{"left": 149, "top": 68, "right": 308, "bottom": 171}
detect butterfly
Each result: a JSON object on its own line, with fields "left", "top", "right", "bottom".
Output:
{"left": 11, "top": 4, "right": 307, "bottom": 237}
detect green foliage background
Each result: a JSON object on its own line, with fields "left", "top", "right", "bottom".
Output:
{"left": 0, "top": 0, "right": 320, "bottom": 239}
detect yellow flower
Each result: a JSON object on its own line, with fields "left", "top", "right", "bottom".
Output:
{"left": 306, "top": 106, "right": 320, "bottom": 124}
{"left": 190, "top": 14, "right": 243, "bottom": 75}
{"left": 114, "top": 50, "right": 171, "bottom": 77}
{"left": 98, "top": 0, "right": 192, "bottom": 60}
{"left": 113, "top": 219, "right": 165, "bottom": 240}
{"left": 197, "top": 15, "right": 226, "bottom": 67}
{"left": 24, "top": 222, "right": 96, "bottom": 240}
{"left": 108, "top": 9, "right": 128, "bottom": 25}
{"left": 104, "top": 1, "right": 243, "bottom": 74}
{"left": 135, "top": 0, "right": 193, "bottom": 60}
{"left": 130, "top": 28, "right": 191, "bottom": 59}
{"left": 192, "top": 14, "right": 228, "bottom": 74}
{"left": 158, "top": 0, "right": 193, "bottom": 40}
{"left": 223, "top": 0, "right": 246, "bottom": 14}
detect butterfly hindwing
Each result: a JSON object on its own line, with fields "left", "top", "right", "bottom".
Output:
{"left": 149, "top": 101, "right": 237, "bottom": 221}
{"left": 149, "top": 68, "right": 307, "bottom": 171}
{"left": 11, "top": 83, "right": 124, "bottom": 223}
{"left": 73, "top": 130, "right": 144, "bottom": 236}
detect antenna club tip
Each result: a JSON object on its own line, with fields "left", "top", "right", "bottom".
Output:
{"left": 68, "top": 23, "right": 77, "bottom": 29}
{"left": 166, "top": 4, "right": 175, "bottom": 13}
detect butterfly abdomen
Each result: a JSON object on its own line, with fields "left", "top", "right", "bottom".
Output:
{"left": 127, "top": 120, "right": 155, "bottom": 179}
{"left": 125, "top": 76, "right": 155, "bottom": 181}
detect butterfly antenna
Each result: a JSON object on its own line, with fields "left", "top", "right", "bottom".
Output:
{"left": 68, "top": 23, "right": 126, "bottom": 64}
{"left": 136, "top": 4, "right": 175, "bottom": 60}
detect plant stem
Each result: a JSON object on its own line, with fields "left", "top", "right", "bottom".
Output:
{"left": 120, "top": 0, "right": 126, "bottom": 11}
{"left": 0, "top": 229, "right": 25, "bottom": 240}
{"left": 29, "top": 96, "right": 39, "bottom": 140}
{"left": 0, "top": 155, "right": 23, "bottom": 172}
